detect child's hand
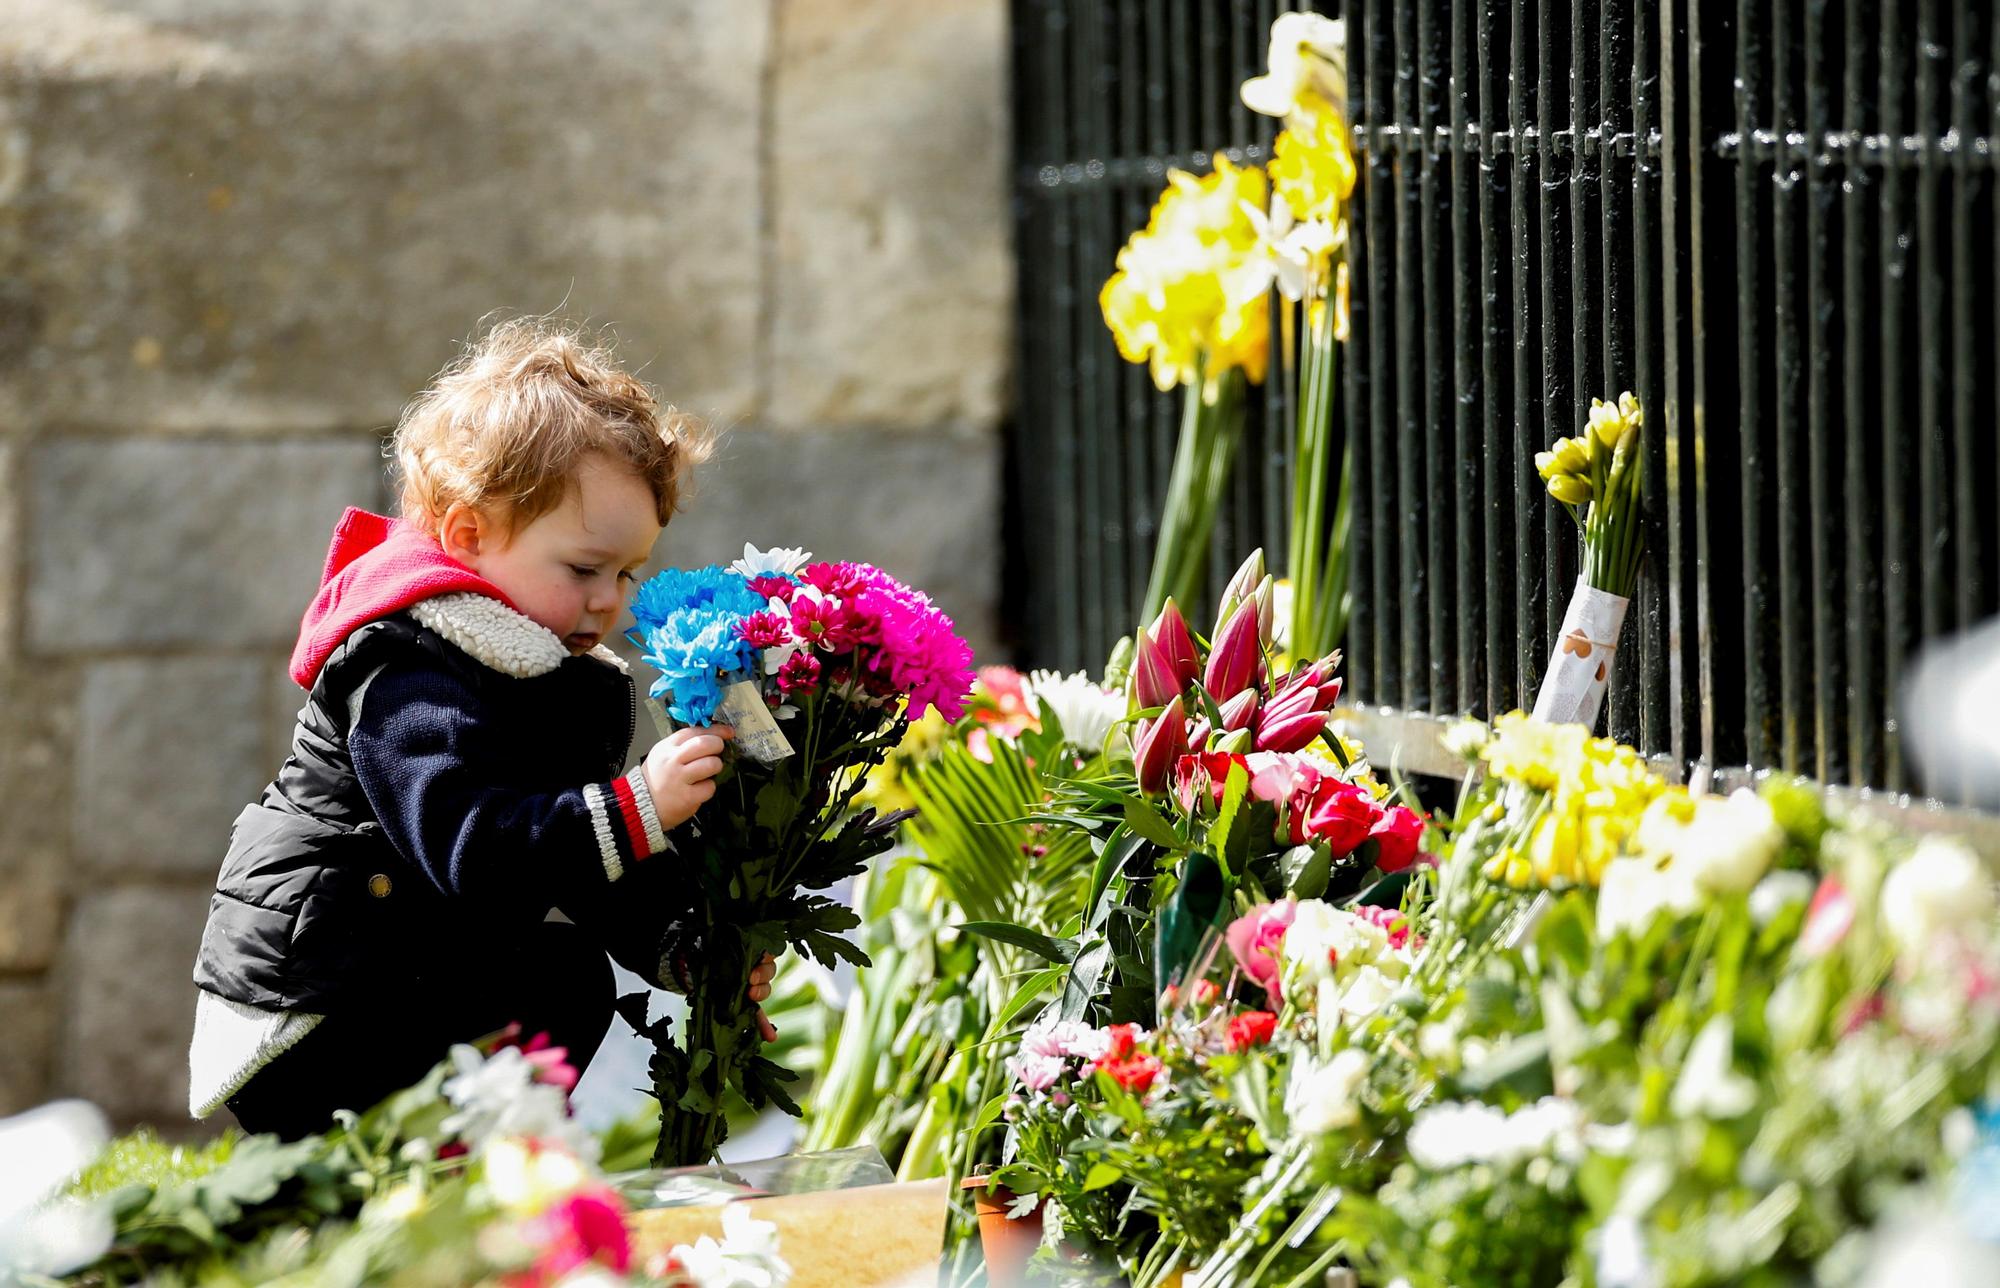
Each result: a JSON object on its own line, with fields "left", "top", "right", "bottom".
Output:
{"left": 642, "top": 725, "right": 735, "bottom": 829}
{"left": 749, "top": 952, "right": 778, "bottom": 1043}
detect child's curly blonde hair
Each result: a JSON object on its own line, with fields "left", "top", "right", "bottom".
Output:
{"left": 392, "top": 317, "right": 711, "bottom": 538}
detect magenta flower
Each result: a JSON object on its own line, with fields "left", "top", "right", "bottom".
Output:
{"left": 1226, "top": 899, "right": 1297, "bottom": 1003}
{"left": 777, "top": 649, "right": 821, "bottom": 694}
{"left": 748, "top": 573, "right": 797, "bottom": 603}
{"left": 737, "top": 610, "right": 794, "bottom": 650}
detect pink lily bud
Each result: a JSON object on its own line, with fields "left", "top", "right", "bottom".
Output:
{"left": 1211, "top": 549, "right": 1267, "bottom": 638}
{"left": 1203, "top": 597, "right": 1265, "bottom": 699}
{"left": 1255, "top": 708, "right": 1331, "bottom": 753}
{"left": 1186, "top": 716, "right": 1213, "bottom": 751}
{"left": 1133, "top": 696, "right": 1189, "bottom": 794}
{"left": 1219, "top": 689, "right": 1260, "bottom": 731}
{"left": 1150, "top": 598, "right": 1201, "bottom": 690}
{"left": 1254, "top": 576, "right": 1276, "bottom": 651}
{"left": 1131, "top": 627, "right": 1182, "bottom": 709}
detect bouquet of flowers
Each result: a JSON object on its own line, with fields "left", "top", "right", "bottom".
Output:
{"left": 1532, "top": 391, "right": 1647, "bottom": 727}
{"left": 624, "top": 545, "right": 974, "bottom": 1166}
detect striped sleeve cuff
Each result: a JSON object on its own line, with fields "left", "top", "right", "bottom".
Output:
{"left": 583, "top": 767, "right": 671, "bottom": 881}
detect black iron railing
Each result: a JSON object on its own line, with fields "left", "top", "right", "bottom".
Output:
{"left": 1007, "top": 0, "right": 1999, "bottom": 806}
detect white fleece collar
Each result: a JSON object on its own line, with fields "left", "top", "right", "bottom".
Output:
{"left": 407, "top": 593, "right": 629, "bottom": 679}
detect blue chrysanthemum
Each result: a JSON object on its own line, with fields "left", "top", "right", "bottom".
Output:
{"left": 637, "top": 607, "right": 760, "bottom": 726}
{"left": 628, "top": 564, "right": 765, "bottom": 635}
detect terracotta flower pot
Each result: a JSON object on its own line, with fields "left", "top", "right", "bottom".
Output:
{"left": 959, "top": 1175, "right": 1044, "bottom": 1286}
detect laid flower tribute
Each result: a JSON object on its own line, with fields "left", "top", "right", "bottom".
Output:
{"left": 1102, "top": 9, "right": 1356, "bottom": 643}
{"left": 1533, "top": 390, "right": 1648, "bottom": 728}
{"left": 623, "top": 544, "right": 974, "bottom": 1167}
{"left": 974, "top": 709, "right": 2000, "bottom": 1288}
{"left": 47, "top": 1028, "right": 791, "bottom": 1287}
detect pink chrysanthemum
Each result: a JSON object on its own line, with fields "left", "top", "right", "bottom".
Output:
{"left": 737, "top": 610, "right": 793, "bottom": 650}
{"left": 777, "top": 650, "right": 822, "bottom": 694}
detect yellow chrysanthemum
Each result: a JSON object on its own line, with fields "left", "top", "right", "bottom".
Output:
{"left": 1480, "top": 712, "right": 1667, "bottom": 890}
{"left": 1100, "top": 157, "right": 1272, "bottom": 393}
{"left": 1270, "top": 106, "right": 1356, "bottom": 227}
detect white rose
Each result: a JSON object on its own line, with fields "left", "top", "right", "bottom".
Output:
{"left": 1880, "top": 836, "right": 1995, "bottom": 955}
{"left": 1282, "top": 900, "right": 1390, "bottom": 992}
{"left": 1673, "top": 789, "right": 1783, "bottom": 895}
{"left": 1333, "top": 964, "right": 1399, "bottom": 1020}
{"left": 1286, "top": 1047, "right": 1370, "bottom": 1134}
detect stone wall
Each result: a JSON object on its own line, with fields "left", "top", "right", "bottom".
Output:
{"left": 0, "top": 0, "right": 1011, "bottom": 1128}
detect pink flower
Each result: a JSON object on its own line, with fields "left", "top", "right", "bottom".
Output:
{"left": 1352, "top": 904, "right": 1419, "bottom": 952}
{"left": 519, "top": 1186, "right": 632, "bottom": 1284}
{"left": 777, "top": 649, "right": 821, "bottom": 693}
{"left": 973, "top": 667, "right": 1041, "bottom": 738}
{"left": 788, "top": 595, "right": 857, "bottom": 650}
{"left": 1226, "top": 900, "right": 1297, "bottom": 1003}
{"left": 1367, "top": 805, "right": 1426, "bottom": 873}
{"left": 1287, "top": 774, "right": 1380, "bottom": 853}
{"left": 1009, "top": 1051, "right": 1065, "bottom": 1091}
{"left": 737, "top": 610, "right": 793, "bottom": 649}
{"left": 1799, "top": 876, "right": 1855, "bottom": 958}
{"left": 748, "top": 573, "right": 796, "bottom": 603}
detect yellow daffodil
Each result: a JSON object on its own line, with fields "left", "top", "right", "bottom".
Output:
{"left": 1479, "top": 712, "right": 1667, "bottom": 890}
{"left": 1100, "top": 157, "right": 1272, "bottom": 393}
{"left": 1269, "top": 109, "right": 1357, "bottom": 226}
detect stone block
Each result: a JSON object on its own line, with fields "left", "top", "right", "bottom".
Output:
{"left": 0, "top": 0, "right": 768, "bottom": 435}
{"left": 27, "top": 437, "right": 384, "bottom": 653}
{"left": 769, "top": 0, "right": 1012, "bottom": 430}
{"left": 654, "top": 423, "right": 1001, "bottom": 664}
{"left": 0, "top": 665, "right": 75, "bottom": 967}
{"left": 0, "top": 441, "right": 16, "bottom": 664}
{"left": 0, "top": 980, "right": 54, "bottom": 1116}
{"left": 57, "top": 886, "right": 210, "bottom": 1126}
{"left": 75, "top": 656, "right": 269, "bottom": 875}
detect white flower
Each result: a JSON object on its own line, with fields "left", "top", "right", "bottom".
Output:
{"left": 0, "top": 1100, "right": 113, "bottom": 1279}
{"left": 1026, "top": 670, "right": 1125, "bottom": 755}
{"left": 1669, "top": 1016, "right": 1757, "bottom": 1120}
{"left": 1672, "top": 788, "right": 1783, "bottom": 895}
{"left": 441, "top": 1045, "right": 597, "bottom": 1160}
{"left": 481, "top": 1137, "right": 591, "bottom": 1214}
{"left": 1405, "top": 1097, "right": 1583, "bottom": 1171}
{"left": 1241, "top": 12, "right": 1348, "bottom": 126}
{"left": 1285, "top": 1047, "right": 1370, "bottom": 1133}
{"left": 1440, "top": 717, "right": 1491, "bottom": 761}
{"left": 729, "top": 543, "right": 813, "bottom": 578}
{"left": 1748, "top": 869, "right": 1816, "bottom": 925}
{"left": 1594, "top": 1214, "right": 1661, "bottom": 1288}
{"left": 362, "top": 1182, "right": 427, "bottom": 1226}
{"left": 1281, "top": 899, "right": 1391, "bottom": 995}
{"left": 1596, "top": 856, "right": 1700, "bottom": 940}
{"left": 1881, "top": 836, "right": 1995, "bottom": 956}
{"left": 1331, "top": 963, "right": 1400, "bottom": 1020}
{"left": 1240, "top": 198, "right": 1338, "bottom": 303}
{"left": 672, "top": 1204, "right": 792, "bottom": 1288}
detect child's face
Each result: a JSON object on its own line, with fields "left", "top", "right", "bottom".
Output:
{"left": 441, "top": 454, "right": 663, "bottom": 655}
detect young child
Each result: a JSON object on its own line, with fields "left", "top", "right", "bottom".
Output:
{"left": 187, "top": 319, "right": 774, "bottom": 1139}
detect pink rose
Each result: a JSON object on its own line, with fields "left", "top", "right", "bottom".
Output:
{"left": 1367, "top": 805, "right": 1426, "bottom": 873}
{"left": 1226, "top": 900, "right": 1297, "bottom": 1003}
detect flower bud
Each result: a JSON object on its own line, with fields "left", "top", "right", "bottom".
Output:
{"left": 1149, "top": 598, "right": 1202, "bottom": 691}
{"left": 1588, "top": 398, "right": 1626, "bottom": 450}
{"left": 1548, "top": 474, "right": 1593, "bottom": 506}
{"left": 1212, "top": 727, "right": 1254, "bottom": 755}
{"left": 1204, "top": 596, "right": 1266, "bottom": 699}
{"left": 1132, "top": 628, "right": 1184, "bottom": 709}
{"left": 1553, "top": 436, "right": 1590, "bottom": 475}
{"left": 1213, "top": 549, "right": 1268, "bottom": 638}
{"left": 1255, "top": 708, "right": 1329, "bottom": 753}
{"left": 1535, "top": 449, "right": 1561, "bottom": 481}
{"left": 1219, "top": 689, "right": 1260, "bottom": 731}
{"left": 1133, "top": 696, "right": 1189, "bottom": 794}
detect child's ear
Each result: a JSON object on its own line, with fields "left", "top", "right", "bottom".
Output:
{"left": 438, "top": 503, "right": 488, "bottom": 565}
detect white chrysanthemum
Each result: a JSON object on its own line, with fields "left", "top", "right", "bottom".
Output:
{"left": 1281, "top": 899, "right": 1391, "bottom": 991}
{"left": 440, "top": 1045, "right": 596, "bottom": 1160}
{"left": 1671, "top": 788, "right": 1783, "bottom": 894}
{"left": 729, "top": 543, "right": 813, "bottom": 578}
{"left": 673, "top": 1204, "right": 792, "bottom": 1288}
{"left": 0, "top": 1100, "right": 112, "bottom": 1279}
{"left": 1440, "top": 716, "right": 1491, "bottom": 760}
{"left": 1027, "top": 669, "right": 1124, "bottom": 754}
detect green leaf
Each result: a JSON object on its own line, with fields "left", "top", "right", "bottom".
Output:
{"left": 1209, "top": 760, "right": 1251, "bottom": 879}
{"left": 1061, "top": 937, "right": 1112, "bottom": 1022}
{"left": 1280, "top": 843, "right": 1331, "bottom": 899}
{"left": 1123, "top": 799, "right": 1183, "bottom": 851}
{"left": 1081, "top": 1161, "right": 1123, "bottom": 1192}
{"left": 993, "top": 964, "right": 1067, "bottom": 1030}
{"left": 959, "top": 920, "right": 1079, "bottom": 964}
